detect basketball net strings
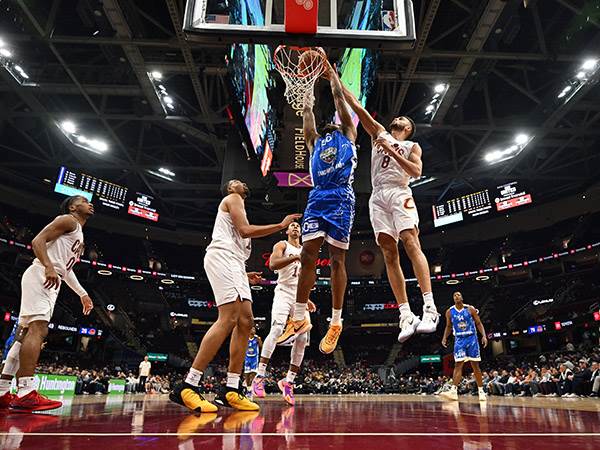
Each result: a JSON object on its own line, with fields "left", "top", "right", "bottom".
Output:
{"left": 275, "top": 48, "right": 324, "bottom": 109}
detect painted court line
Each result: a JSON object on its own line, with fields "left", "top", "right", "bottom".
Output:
{"left": 1, "top": 432, "right": 599, "bottom": 437}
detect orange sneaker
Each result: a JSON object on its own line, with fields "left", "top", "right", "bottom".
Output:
{"left": 319, "top": 324, "right": 342, "bottom": 354}
{"left": 276, "top": 318, "right": 312, "bottom": 345}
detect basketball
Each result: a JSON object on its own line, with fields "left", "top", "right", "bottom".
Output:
{"left": 298, "top": 49, "right": 323, "bottom": 76}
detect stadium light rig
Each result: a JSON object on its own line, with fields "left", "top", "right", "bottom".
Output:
{"left": 148, "top": 167, "right": 175, "bottom": 182}
{"left": 0, "top": 38, "right": 36, "bottom": 86}
{"left": 484, "top": 133, "right": 533, "bottom": 165}
{"left": 57, "top": 120, "right": 109, "bottom": 154}
{"left": 147, "top": 71, "right": 177, "bottom": 114}
{"left": 409, "top": 176, "right": 436, "bottom": 188}
{"left": 556, "top": 58, "right": 598, "bottom": 103}
{"left": 423, "top": 83, "right": 448, "bottom": 121}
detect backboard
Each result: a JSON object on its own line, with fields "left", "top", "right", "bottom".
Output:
{"left": 184, "top": 0, "right": 416, "bottom": 49}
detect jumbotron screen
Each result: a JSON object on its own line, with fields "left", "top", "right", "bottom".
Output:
{"left": 54, "top": 166, "right": 159, "bottom": 222}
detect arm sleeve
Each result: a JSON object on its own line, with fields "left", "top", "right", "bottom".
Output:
{"left": 63, "top": 270, "right": 88, "bottom": 297}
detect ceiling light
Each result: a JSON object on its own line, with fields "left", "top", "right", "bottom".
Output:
{"left": 161, "top": 279, "right": 175, "bottom": 285}
{"left": 485, "top": 150, "right": 501, "bottom": 162}
{"left": 425, "top": 105, "right": 435, "bottom": 113}
{"left": 163, "top": 96, "right": 174, "bottom": 105}
{"left": 446, "top": 279, "right": 460, "bottom": 285}
{"left": 130, "top": 275, "right": 144, "bottom": 281}
{"left": 434, "top": 83, "right": 447, "bottom": 93}
{"left": 581, "top": 59, "right": 598, "bottom": 71}
{"left": 0, "top": 48, "right": 12, "bottom": 58}
{"left": 88, "top": 139, "right": 108, "bottom": 152}
{"left": 158, "top": 167, "right": 175, "bottom": 177}
{"left": 98, "top": 270, "right": 112, "bottom": 276}
{"left": 60, "top": 121, "right": 77, "bottom": 134}
{"left": 576, "top": 71, "right": 586, "bottom": 80}
{"left": 505, "top": 145, "right": 519, "bottom": 153}
{"left": 151, "top": 71, "right": 163, "bottom": 80}
{"left": 0, "top": 38, "right": 5, "bottom": 47}
{"left": 514, "top": 134, "right": 529, "bottom": 145}
{"left": 475, "top": 275, "right": 490, "bottom": 281}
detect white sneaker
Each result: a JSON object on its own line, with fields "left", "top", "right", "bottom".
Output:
{"left": 439, "top": 388, "right": 459, "bottom": 401}
{"left": 478, "top": 392, "right": 487, "bottom": 402}
{"left": 417, "top": 304, "right": 440, "bottom": 334}
{"left": 398, "top": 313, "right": 421, "bottom": 343}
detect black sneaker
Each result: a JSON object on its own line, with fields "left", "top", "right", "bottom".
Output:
{"left": 169, "top": 382, "right": 218, "bottom": 413}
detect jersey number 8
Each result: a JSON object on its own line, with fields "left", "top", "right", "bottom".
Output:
{"left": 381, "top": 155, "right": 391, "bottom": 168}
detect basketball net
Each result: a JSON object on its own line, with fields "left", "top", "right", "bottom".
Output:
{"left": 274, "top": 45, "right": 326, "bottom": 110}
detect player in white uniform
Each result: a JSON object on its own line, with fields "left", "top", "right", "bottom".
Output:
{"left": 0, "top": 195, "right": 94, "bottom": 412}
{"left": 341, "top": 85, "right": 440, "bottom": 343}
{"left": 250, "top": 222, "right": 316, "bottom": 406}
{"left": 170, "top": 179, "right": 301, "bottom": 413}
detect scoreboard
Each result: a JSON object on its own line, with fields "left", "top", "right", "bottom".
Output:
{"left": 433, "top": 181, "right": 533, "bottom": 228}
{"left": 54, "top": 166, "right": 159, "bottom": 222}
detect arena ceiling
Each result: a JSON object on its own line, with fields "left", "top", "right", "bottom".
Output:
{"left": 1, "top": 0, "right": 599, "bottom": 234}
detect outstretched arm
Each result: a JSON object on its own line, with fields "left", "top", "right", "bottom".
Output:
{"left": 339, "top": 81, "right": 385, "bottom": 139}
{"left": 225, "top": 194, "right": 302, "bottom": 239}
{"left": 468, "top": 306, "right": 488, "bottom": 348}
{"left": 269, "top": 241, "right": 300, "bottom": 271}
{"left": 324, "top": 61, "right": 357, "bottom": 142}
{"left": 441, "top": 309, "right": 452, "bottom": 347}
{"left": 303, "top": 94, "right": 319, "bottom": 151}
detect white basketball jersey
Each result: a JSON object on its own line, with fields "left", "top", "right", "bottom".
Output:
{"left": 206, "top": 206, "right": 251, "bottom": 262}
{"left": 33, "top": 217, "right": 84, "bottom": 277}
{"left": 371, "top": 132, "right": 415, "bottom": 190}
{"left": 275, "top": 241, "right": 301, "bottom": 292}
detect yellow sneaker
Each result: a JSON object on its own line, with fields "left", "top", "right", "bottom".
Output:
{"left": 276, "top": 318, "right": 312, "bottom": 345}
{"left": 169, "top": 382, "right": 218, "bottom": 413}
{"left": 319, "top": 324, "right": 342, "bottom": 354}
{"left": 176, "top": 413, "right": 218, "bottom": 440}
{"left": 215, "top": 389, "right": 260, "bottom": 411}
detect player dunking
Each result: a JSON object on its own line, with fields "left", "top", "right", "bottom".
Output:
{"left": 277, "top": 60, "right": 357, "bottom": 354}
{"left": 242, "top": 327, "right": 262, "bottom": 398}
{"left": 340, "top": 84, "right": 439, "bottom": 342}
{"left": 441, "top": 292, "right": 487, "bottom": 401}
{"left": 169, "top": 179, "right": 301, "bottom": 413}
{"left": 0, "top": 196, "right": 94, "bottom": 411}
{"left": 251, "top": 222, "right": 316, "bottom": 405}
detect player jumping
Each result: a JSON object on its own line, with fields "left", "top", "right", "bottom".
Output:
{"left": 340, "top": 84, "right": 439, "bottom": 342}
{"left": 169, "top": 179, "right": 301, "bottom": 413}
{"left": 441, "top": 292, "right": 488, "bottom": 401}
{"left": 277, "top": 59, "right": 357, "bottom": 354}
{"left": 251, "top": 222, "right": 316, "bottom": 405}
{"left": 0, "top": 196, "right": 94, "bottom": 411}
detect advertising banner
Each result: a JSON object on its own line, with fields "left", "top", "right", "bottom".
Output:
{"left": 108, "top": 378, "right": 126, "bottom": 395}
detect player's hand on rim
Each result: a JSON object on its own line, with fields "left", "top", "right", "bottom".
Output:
{"left": 247, "top": 271, "right": 263, "bottom": 285}
{"left": 43, "top": 266, "right": 60, "bottom": 290}
{"left": 81, "top": 295, "right": 94, "bottom": 315}
{"left": 280, "top": 214, "right": 302, "bottom": 228}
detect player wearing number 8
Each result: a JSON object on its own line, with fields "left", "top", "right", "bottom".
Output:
{"left": 4, "top": 195, "right": 94, "bottom": 412}
{"left": 340, "top": 85, "right": 440, "bottom": 344}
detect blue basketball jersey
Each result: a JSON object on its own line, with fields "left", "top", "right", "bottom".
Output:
{"left": 450, "top": 305, "right": 476, "bottom": 338}
{"left": 245, "top": 336, "right": 259, "bottom": 360}
{"left": 2, "top": 321, "right": 17, "bottom": 362}
{"left": 310, "top": 130, "right": 357, "bottom": 190}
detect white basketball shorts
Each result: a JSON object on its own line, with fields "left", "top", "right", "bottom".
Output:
{"left": 19, "top": 264, "right": 61, "bottom": 326}
{"left": 204, "top": 250, "right": 252, "bottom": 307}
{"left": 369, "top": 186, "right": 419, "bottom": 244}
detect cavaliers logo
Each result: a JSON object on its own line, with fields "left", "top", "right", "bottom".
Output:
{"left": 320, "top": 146, "right": 337, "bottom": 164}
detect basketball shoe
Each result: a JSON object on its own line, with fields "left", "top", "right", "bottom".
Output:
{"left": 439, "top": 385, "right": 459, "bottom": 401}
{"left": 0, "top": 392, "right": 16, "bottom": 409}
{"left": 276, "top": 318, "right": 312, "bottom": 345}
{"left": 214, "top": 388, "right": 260, "bottom": 411}
{"left": 10, "top": 391, "right": 62, "bottom": 412}
{"left": 169, "top": 382, "right": 218, "bottom": 413}
{"left": 277, "top": 379, "right": 295, "bottom": 406}
{"left": 398, "top": 312, "right": 421, "bottom": 343}
{"left": 319, "top": 324, "right": 342, "bottom": 354}
{"left": 251, "top": 376, "right": 266, "bottom": 398}
{"left": 417, "top": 304, "right": 440, "bottom": 334}
{"left": 478, "top": 387, "right": 487, "bottom": 402}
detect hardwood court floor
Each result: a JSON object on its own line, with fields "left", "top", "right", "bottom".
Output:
{"left": 1, "top": 394, "right": 599, "bottom": 449}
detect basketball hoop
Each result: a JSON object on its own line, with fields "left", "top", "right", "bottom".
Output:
{"left": 273, "top": 45, "right": 326, "bottom": 110}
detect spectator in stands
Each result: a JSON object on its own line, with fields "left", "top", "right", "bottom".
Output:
{"left": 590, "top": 362, "right": 599, "bottom": 397}
{"left": 522, "top": 368, "right": 540, "bottom": 397}
{"left": 138, "top": 356, "right": 151, "bottom": 393}
{"left": 125, "top": 372, "right": 138, "bottom": 393}
{"left": 573, "top": 359, "right": 592, "bottom": 396}
{"left": 557, "top": 363, "right": 575, "bottom": 397}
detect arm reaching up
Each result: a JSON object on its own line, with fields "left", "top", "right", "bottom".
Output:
{"left": 323, "top": 61, "right": 357, "bottom": 142}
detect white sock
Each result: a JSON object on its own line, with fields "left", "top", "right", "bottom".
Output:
{"left": 450, "top": 385, "right": 458, "bottom": 392}
{"left": 257, "top": 363, "right": 267, "bottom": 378}
{"left": 478, "top": 386, "right": 485, "bottom": 394}
{"left": 423, "top": 292, "right": 435, "bottom": 307}
{"left": 399, "top": 302, "right": 412, "bottom": 317}
{"left": 185, "top": 368, "right": 203, "bottom": 387}
{"left": 0, "top": 379, "right": 12, "bottom": 394}
{"left": 286, "top": 371, "right": 297, "bottom": 384}
{"left": 226, "top": 372, "right": 241, "bottom": 390}
{"left": 331, "top": 308, "right": 343, "bottom": 325}
{"left": 17, "top": 377, "right": 35, "bottom": 397}
{"left": 293, "top": 303, "right": 307, "bottom": 321}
